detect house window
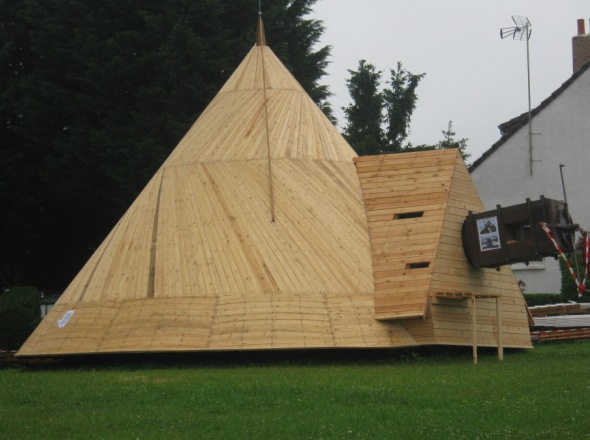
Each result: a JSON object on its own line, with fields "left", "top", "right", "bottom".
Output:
{"left": 40, "top": 303, "right": 54, "bottom": 317}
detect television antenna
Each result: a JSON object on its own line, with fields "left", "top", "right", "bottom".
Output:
{"left": 501, "top": 16, "right": 535, "bottom": 175}
{"left": 500, "top": 15, "right": 532, "bottom": 41}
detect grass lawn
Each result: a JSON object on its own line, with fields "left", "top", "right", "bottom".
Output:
{"left": 2, "top": 342, "right": 590, "bottom": 439}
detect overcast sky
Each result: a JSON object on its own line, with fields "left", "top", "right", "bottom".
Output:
{"left": 310, "top": 0, "right": 589, "bottom": 161}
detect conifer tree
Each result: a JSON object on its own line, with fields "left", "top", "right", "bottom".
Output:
{"left": 383, "top": 62, "right": 425, "bottom": 152}
{"left": 0, "top": 0, "right": 332, "bottom": 291}
{"left": 343, "top": 60, "right": 469, "bottom": 162}
{"left": 342, "top": 60, "right": 385, "bottom": 156}
{"left": 436, "top": 121, "right": 470, "bottom": 162}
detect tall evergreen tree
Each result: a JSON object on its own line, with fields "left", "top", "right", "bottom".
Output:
{"left": 342, "top": 60, "right": 469, "bottom": 162}
{"left": 0, "top": 0, "right": 332, "bottom": 292}
{"left": 435, "top": 120, "right": 470, "bottom": 162}
{"left": 342, "top": 60, "right": 384, "bottom": 156}
{"left": 401, "top": 121, "right": 471, "bottom": 164}
{"left": 265, "top": 0, "right": 333, "bottom": 120}
{"left": 343, "top": 60, "right": 425, "bottom": 156}
{"left": 383, "top": 62, "right": 425, "bottom": 152}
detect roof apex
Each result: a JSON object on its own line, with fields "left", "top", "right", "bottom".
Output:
{"left": 256, "top": 17, "right": 266, "bottom": 46}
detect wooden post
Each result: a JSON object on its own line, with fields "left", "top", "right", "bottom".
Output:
{"left": 472, "top": 296, "right": 478, "bottom": 365}
{"left": 496, "top": 296, "right": 504, "bottom": 361}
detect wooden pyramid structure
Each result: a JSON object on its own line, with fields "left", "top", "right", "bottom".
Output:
{"left": 18, "top": 21, "right": 531, "bottom": 357}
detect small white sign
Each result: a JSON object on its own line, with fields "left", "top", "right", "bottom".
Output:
{"left": 57, "top": 310, "right": 75, "bottom": 328}
{"left": 477, "top": 216, "right": 501, "bottom": 252}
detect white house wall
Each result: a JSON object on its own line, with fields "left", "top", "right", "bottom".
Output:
{"left": 471, "top": 67, "right": 590, "bottom": 293}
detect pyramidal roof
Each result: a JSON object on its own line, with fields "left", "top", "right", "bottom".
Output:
{"left": 18, "top": 19, "right": 409, "bottom": 356}
{"left": 164, "top": 19, "right": 356, "bottom": 166}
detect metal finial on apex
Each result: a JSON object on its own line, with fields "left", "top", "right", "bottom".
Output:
{"left": 256, "top": 17, "right": 266, "bottom": 46}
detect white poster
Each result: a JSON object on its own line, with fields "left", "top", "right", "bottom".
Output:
{"left": 477, "top": 216, "right": 501, "bottom": 251}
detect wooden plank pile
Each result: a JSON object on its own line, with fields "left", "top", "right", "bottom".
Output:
{"left": 531, "top": 328, "right": 590, "bottom": 342}
{"left": 530, "top": 303, "right": 590, "bottom": 342}
{"left": 529, "top": 302, "right": 590, "bottom": 316}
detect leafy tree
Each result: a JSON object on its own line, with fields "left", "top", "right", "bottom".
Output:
{"left": 342, "top": 60, "right": 385, "bottom": 156}
{"left": 383, "top": 62, "right": 425, "bottom": 152}
{"left": 0, "top": 0, "right": 332, "bottom": 292}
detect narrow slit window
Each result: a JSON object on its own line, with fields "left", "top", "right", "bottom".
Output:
{"left": 394, "top": 211, "right": 424, "bottom": 220}
{"left": 406, "top": 262, "right": 430, "bottom": 269}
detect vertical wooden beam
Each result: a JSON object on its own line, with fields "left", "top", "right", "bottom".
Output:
{"left": 259, "top": 39, "right": 275, "bottom": 223}
{"left": 472, "top": 296, "right": 478, "bottom": 365}
{"left": 496, "top": 296, "right": 504, "bottom": 361}
{"left": 147, "top": 171, "right": 165, "bottom": 298}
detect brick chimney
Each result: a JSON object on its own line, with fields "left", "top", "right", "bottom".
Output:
{"left": 573, "top": 19, "right": 590, "bottom": 73}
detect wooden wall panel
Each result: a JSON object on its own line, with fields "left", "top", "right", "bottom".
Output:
{"left": 356, "top": 149, "right": 531, "bottom": 349}
{"left": 355, "top": 151, "right": 456, "bottom": 320}
{"left": 19, "top": 292, "right": 424, "bottom": 355}
{"left": 429, "top": 153, "right": 532, "bottom": 348}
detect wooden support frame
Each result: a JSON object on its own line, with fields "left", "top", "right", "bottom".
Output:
{"left": 435, "top": 291, "right": 503, "bottom": 365}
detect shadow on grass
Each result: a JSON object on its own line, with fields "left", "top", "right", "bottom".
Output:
{"left": 9, "top": 344, "right": 518, "bottom": 371}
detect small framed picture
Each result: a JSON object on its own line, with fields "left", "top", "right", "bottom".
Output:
{"left": 477, "top": 216, "right": 500, "bottom": 251}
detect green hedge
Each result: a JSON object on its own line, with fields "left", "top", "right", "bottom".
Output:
{"left": 0, "top": 286, "right": 41, "bottom": 350}
{"left": 524, "top": 293, "right": 566, "bottom": 307}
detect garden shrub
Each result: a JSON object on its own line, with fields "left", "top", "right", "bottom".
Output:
{"left": 0, "top": 286, "right": 41, "bottom": 350}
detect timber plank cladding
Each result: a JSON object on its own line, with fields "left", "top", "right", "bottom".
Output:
{"left": 355, "top": 150, "right": 531, "bottom": 348}
{"left": 18, "top": 20, "right": 531, "bottom": 357}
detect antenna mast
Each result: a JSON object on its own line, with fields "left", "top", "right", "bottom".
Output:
{"left": 501, "top": 15, "right": 535, "bottom": 175}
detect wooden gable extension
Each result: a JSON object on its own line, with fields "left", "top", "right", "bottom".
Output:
{"left": 355, "top": 150, "right": 457, "bottom": 320}
{"left": 355, "top": 149, "right": 532, "bottom": 349}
